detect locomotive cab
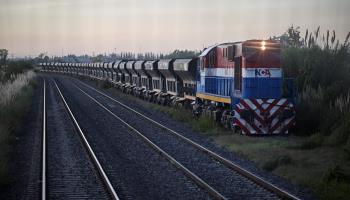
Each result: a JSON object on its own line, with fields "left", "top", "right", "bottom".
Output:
{"left": 232, "top": 40, "right": 295, "bottom": 134}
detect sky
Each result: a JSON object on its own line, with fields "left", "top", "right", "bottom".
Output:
{"left": 0, "top": 0, "right": 349, "bottom": 57}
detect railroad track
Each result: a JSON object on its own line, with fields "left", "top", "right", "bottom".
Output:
{"left": 67, "top": 78, "right": 301, "bottom": 200}
{"left": 41, "top": 79, "right": 119, "bottom": 200}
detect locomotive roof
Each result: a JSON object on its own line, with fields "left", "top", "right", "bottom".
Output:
{"left": 199, "top": 42, "right": 240, "bottom": 57}
{"left": 199, "top": 44, "right": 217, "bottom": 57}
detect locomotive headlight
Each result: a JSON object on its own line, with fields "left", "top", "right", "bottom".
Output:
{"left": 261, "top": 41, "right": 266, "bottom": 50}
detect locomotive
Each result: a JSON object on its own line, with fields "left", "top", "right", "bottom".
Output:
{"left": 40, "top": 39, "right": 296, "bottom": 135}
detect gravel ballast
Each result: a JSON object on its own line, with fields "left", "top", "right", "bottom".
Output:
{"left": 54, "top": 76, "right": 210, "bottom": 200}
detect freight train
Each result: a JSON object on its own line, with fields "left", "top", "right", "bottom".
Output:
{"left": 40, "top": 40, "right": 296, "bottom": 135}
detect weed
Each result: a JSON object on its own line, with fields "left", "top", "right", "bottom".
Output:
{"left": 97, "top": 79, "right": 112, "bottom": 89}
{"left": 0, "top": 72, "right": 35, "bottom": 186}
{"left": 322, "top": 165, "right": 349, "bottom": 183}
{"left": 343, "top": 138, "right": 350, "bottom": 160}
{"left": 0, "top": 71, "right": 35, "bottom": 105}
{"left": 315, "top": 180, "right": 350, "bottom": 200}
{"left": 263, "top": 154, "right": 293, "bottom": 171}
{"left": 299, "top": 133, "right": 324, "bottom": 150}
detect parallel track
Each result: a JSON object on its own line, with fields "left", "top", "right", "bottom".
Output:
{"left": 41, "top": 79, "right": 46, "bottom": 200}
{"left": 73, "top": 78, "right": 301, "bottom": 200}
{"left": 41, "top": 79, "right": 120, "bottom": 200}
{"left": 66, "top": 80, "right": 226, "bottom": 200}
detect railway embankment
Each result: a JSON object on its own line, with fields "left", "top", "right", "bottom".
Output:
{"left": 0, "top": 61, "right": 37, "bottom": 198}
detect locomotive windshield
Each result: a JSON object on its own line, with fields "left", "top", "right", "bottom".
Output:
{"left": 243, "top": 41, "right": 280, "bottom": 54}
{"left": 242, "top": 40, "right": 281, "bottom": 66}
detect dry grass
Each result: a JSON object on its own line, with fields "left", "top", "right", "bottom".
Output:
{"left": 0, "top": 70, "right": 35, "bottom": 106}
{"left": 0, "top": 70, "right": 36, "bottom": 186}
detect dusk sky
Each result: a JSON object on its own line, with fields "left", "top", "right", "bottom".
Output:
{"left": 1, "top": 0, "right": 349, "bottom": 57}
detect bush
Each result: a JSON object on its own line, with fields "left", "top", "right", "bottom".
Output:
{"left": 1, "top": 60, "right": 33, "bottom": 82}
{"left": 343, "top": 138, "right": 350, "bottom": 160}
{"left": 0, "top": 81, "right": 35, "bottom": 185}
{"left": 282, "top": 28, "right": 350, "bottom": 140}
{"left": 97, "top": 79, "right": 112, "bottom": 89}
{"left": 0, "top": 71, "right": 36, "bottom": 105}
{"left": 322, "top": 165, "right": 349, "bottom": 183}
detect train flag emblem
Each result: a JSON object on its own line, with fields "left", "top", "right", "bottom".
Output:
{"left": 255, "top": 69, "right": 271, "bottom": 77}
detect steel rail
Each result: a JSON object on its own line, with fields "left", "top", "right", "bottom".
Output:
{"left": 75, "top": 79, "right": 301, "bottom": 200}
{"left": 42, "top": 79, "right": 46, "bottom": 200}
{"left": 73, "top": 83, "right": 227, "bottom": 200}
{"left": 53, "top": 80, "right": 120, "bottom": 200}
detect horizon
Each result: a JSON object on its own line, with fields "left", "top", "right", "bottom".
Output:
{"left": 1, "top": 0, "right": 349, "bottom": 58}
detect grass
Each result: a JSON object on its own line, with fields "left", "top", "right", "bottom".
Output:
{"left": 0, "top": 71, "right": 35, "bottom": 105}
{"left": 210, "top": 135, "right": 350, "bottom": 200}
{"left": 0, "top": 72, "right": 36, "bottom": 186}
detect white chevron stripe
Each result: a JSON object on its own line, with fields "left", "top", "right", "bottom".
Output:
{"left": 235, "top": 113, "right": 257, "bottom": 134}
{"left": 267, "top": 99, "right": 274, "bottom": 104}
{"left": 269, "top": 99, "right": 287, "bottom": 116}
{"left": 271, "top": 116, "right": 279, "bottom": 128}
{"left": 272, "top": 116, "right": 294, "bottom": 134}
{"left": 261, "top": 103, "right": 269, "bottom": 110}
{"left": 237, "top": 103, "right": 245, "bottom": 110}
{"left": 244, "top": 99, "right": 257, "bottom": 111}
{"left": 253, "top": 118, "right": 267, "bottom": 134}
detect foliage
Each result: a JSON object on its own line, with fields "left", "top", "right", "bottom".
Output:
{"left": 0, "top": 71, "right": 36, "bottom": 105}
{"left": 41, "top": 49, "right": 199, "bottom": 63}
{"left": 0, "top": 79, "right": 35, "bottom": 185}
{"left": 0, "top": 49, "right": 8, "bottom": 66}
{"left": 0, "top": 60, "right": 34, "bottom": 83}
{"left": 263, "top": 154, "right": 293, "bottom": 171}
{"left": 163, "top": 49, "right": 200, "bottom": 59}
{"left": 280, "top": 27, "right": 350, "bottom": 140}
{"left": 298, "top": 133, "right": 324, "bottom": 149}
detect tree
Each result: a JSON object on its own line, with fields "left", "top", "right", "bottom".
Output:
{"left": 0, "top": 49, "right": 8, "bottom": 66}
{"left": 270, "top": 25, "right": 303, "bottom": 48}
